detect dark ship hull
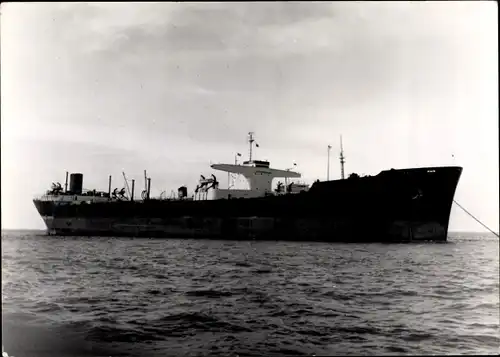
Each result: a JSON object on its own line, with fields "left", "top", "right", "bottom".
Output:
{"left": 33, "top": 166, "right": 462, "bottom": 242}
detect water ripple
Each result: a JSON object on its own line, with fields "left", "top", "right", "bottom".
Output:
{"left": 2, "top": 231, "right": 499, "bottom": 356}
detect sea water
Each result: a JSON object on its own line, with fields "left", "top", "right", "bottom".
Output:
{"left": 2, "top": 231, "right": 499, "bottom": 356}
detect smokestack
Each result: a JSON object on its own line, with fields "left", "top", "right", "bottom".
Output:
{"left": 69, "top": 173, "right": 83, "bottom": 195}
{"left": 108, "top": 175, "right": 112, "bottom": 197}
{"left": 131, "top": 179, "right": 135, "bottom": 201}
{"left": 64, "top": 171, "right": 69, "bottom": 193}
{"left": 147, "top": 178, "right": 151, "bottom": 200}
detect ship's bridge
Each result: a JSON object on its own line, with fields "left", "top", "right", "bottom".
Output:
{"left": 210, "top": 160, "right": 301, "bottom": 199}
{"left": 242, "top": 160, "right": 270, "bottom": 168}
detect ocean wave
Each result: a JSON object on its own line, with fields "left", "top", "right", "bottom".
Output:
{"left": 1, "top": 231, "right": 499, "bottom": 356}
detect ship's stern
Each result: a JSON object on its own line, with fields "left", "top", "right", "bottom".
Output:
{"left": 33, "top": 198, "right": 58, "bottom": 235}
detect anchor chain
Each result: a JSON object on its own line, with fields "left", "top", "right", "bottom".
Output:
{"left": 453, "top": 200, "right": 499, "bottom": 238}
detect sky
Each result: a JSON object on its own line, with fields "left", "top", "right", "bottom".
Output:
{"left": 1, "top": 1, "right": 498, "bottom": 232}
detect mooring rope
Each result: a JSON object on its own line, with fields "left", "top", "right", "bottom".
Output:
{"left": 453, "top": 200, "right": 499, "bottom": 238}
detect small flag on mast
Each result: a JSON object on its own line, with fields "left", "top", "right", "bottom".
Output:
{"left": 255, "top": 143, "right": 259, "bottom": 148}
{"left": 237, "top": 153, "right": 242, "bottom": 156}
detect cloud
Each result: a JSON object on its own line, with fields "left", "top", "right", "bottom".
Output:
{"left": 21, "top": 2, "right": 336, "bottom": 62}
{"left": 4, "top": 1, "right": 495, "bottom": 152}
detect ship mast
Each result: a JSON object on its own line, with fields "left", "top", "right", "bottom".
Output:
{"left": 327, "top": 145, "right": 331, "bottom": 181}
{"left": 340, "top": 135, "right": 346, "bottom": 180}
{"left": 248, "top": 131, "right": 259, "bottom": 161}
{"left": 248, "top": 132, "right": 256, "bottom": 162}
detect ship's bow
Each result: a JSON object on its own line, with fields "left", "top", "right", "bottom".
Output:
{"left": 385, "top": 166, "right": 463, "bottom": 242}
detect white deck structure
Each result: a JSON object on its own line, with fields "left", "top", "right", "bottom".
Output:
{"left": 205, "top": 132, "right": 308, "bottom": 200}
{"left": 210, "top": 160, "right": 302, "bottom": 199}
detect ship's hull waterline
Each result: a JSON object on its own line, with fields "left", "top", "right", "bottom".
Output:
{"left": 33, "top": 166, "right": 463, "bottom": 243}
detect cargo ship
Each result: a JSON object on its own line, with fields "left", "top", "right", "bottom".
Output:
{"left": 33, "top": 132, "right": 462, "bottom": 242}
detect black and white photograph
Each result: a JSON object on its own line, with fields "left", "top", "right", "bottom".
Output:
{"left": 1, "top": 1, "right": 498, "bottom": 356}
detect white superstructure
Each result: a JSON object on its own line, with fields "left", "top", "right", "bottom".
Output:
{"left": 201, "top": 132, "right": 309, "bottom": 200}
{"left": 35, "top": 192, "right": 113, "bottom": 204}
{"left": 210, "top": 160, "right": 301, "bottom": 199}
